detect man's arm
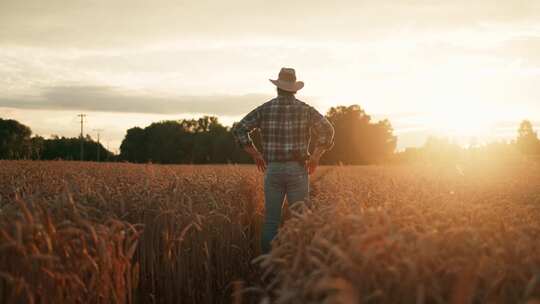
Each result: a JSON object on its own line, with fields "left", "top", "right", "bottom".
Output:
{"left": 243, "top": 145, "right": 266, "bottom": 172}
{"left": 306, "top": 107, "right": 335, "bottom": 174}
{"left": 231, "top": 107, "right": 267, "bottom": 172}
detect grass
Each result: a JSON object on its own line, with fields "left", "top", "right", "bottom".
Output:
{"left": 0, "top": 160, "right": 539, "bottom": 303}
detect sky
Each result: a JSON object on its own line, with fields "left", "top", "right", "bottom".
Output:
{"left": 1, "top": 0, "right": 540, "bottom": 152}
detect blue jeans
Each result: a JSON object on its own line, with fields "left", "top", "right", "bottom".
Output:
{"left": 261, "top": 161, "right": 309, "bottom": 253}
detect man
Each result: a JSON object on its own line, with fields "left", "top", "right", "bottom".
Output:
{"left": 232, "top": 67, "right": 335, "bottom": 253}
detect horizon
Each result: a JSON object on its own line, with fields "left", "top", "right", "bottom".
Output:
{"left": 1, "top": 0, "right": 540, "bottom": 152}
{"left": 2, "top": 109, "right": 536, "bottom": 155}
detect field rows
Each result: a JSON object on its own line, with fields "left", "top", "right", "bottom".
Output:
{"left": 0, "top": 160, "right": 539, "bottom": 303}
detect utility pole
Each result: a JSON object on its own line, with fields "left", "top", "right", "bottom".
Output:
{"left": 77, "top": 114, "right": 86, "bottom": 161}
{"left": 93, "top": 129, "right": 104, "bottom": 162}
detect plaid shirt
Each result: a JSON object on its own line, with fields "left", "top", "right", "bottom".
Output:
{"left": 232, "top": 94, "right": 334, "bottom": 162}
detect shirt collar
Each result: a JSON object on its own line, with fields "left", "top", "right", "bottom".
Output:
{"left": 276, "top": 93, "right": 296, "bottom": 104}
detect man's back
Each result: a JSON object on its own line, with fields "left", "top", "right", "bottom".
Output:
{"left": 232, "top": 92, "right": 334, "bottom": 162}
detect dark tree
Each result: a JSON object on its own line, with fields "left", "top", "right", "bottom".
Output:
{"left": 145, "top": 121, "right": 190, "bottom": 164}
{"left": 321, "top": 105, "right": 396, "bottom": 165}
{"left": 30, "top": 136, "right": 45, "bottom": 160}
{"left": 0, "top": 118, "right": 33, "bottom": 159}
{"left": 118, "top": 116, "right": 252, "bottom": 164}
{"left": 191, "top": 117, "right": 225, "bottom": 163}
{"left": 120, "top": 127, "right": 147, "bottom": 162}
{"left": 41, "top": 136, "right": 113, "bottom": 161}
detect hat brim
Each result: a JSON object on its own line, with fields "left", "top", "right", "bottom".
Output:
{"left": 269, "top": 79, "right": 304, "bottom": 92}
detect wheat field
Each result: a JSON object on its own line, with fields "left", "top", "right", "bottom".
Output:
{"left": 0, "top": 160, "right": 539, "bottom": 304}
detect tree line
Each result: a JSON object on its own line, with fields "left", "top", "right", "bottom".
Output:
{"left": 394, "top": 120, "right": 540, "bottom": 163}
{"left": 0, "top": 118, "right": 113, "bottom": 161}
{"left": 119, "top": 116, "right": 252, "bottom": 164}
{"left": 2, "top": 107, "right": 539, "bottom": 164}
{"left": 119, "top": 105, "right": 397, "bottom": 164}
{"left": 0, "top": 105, "right": 396, "bottom": 164}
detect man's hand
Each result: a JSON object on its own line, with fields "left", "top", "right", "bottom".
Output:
{"left": 252, "top": 152, "right": 267, "bottom": 172}
{"left": 306, "top": 147, "right": 325, "bottom": 175}
{"left": 244, "top": 145, "right": 267, "bottom": 173}
{"left": 305, "top": 155, "right": 319, "bottom": 175}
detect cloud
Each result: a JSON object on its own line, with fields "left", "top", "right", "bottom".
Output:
{"left": 0, "top": 86, "right": 272, "bottom": 116}
{"left": 2, "top": 0, "right": 539, "bottom": 48}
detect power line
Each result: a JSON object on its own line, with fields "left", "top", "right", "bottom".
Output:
{"left": 77, "top": 114, "right": 86, "bottom": 161}
{"left": 93, "top": 128, "right": 104, "bottom": 162}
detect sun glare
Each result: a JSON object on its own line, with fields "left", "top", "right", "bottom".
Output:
{"left": 427, "top": 104, "right": 497, "bottom": 139}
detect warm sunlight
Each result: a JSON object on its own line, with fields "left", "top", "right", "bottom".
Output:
{"left": 1, "top": 0, "right": 539, "bottom": 152}
{"left": 2, "top": 1, "right": 540, "bottom": 304}
{"left": 318, "top": 72, "right": 519, "bottom": 147}
{"left": 428, "top": 105, "right": 495, "bottom": 137}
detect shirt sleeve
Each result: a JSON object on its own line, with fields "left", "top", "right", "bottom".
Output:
{"left": 232, "top": 106, "right": 262, "bottom": 148}
{"left": 309, "top": 107, "right": 335, "bottom": 150}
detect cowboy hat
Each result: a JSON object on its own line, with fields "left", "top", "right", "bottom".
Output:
{"left": 269, "top": 67, "right": 304, "bottom": 92}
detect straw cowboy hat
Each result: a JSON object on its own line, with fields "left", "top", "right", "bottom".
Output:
{"left": 269, "top": 68, "right": 304, "bottom": 92}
